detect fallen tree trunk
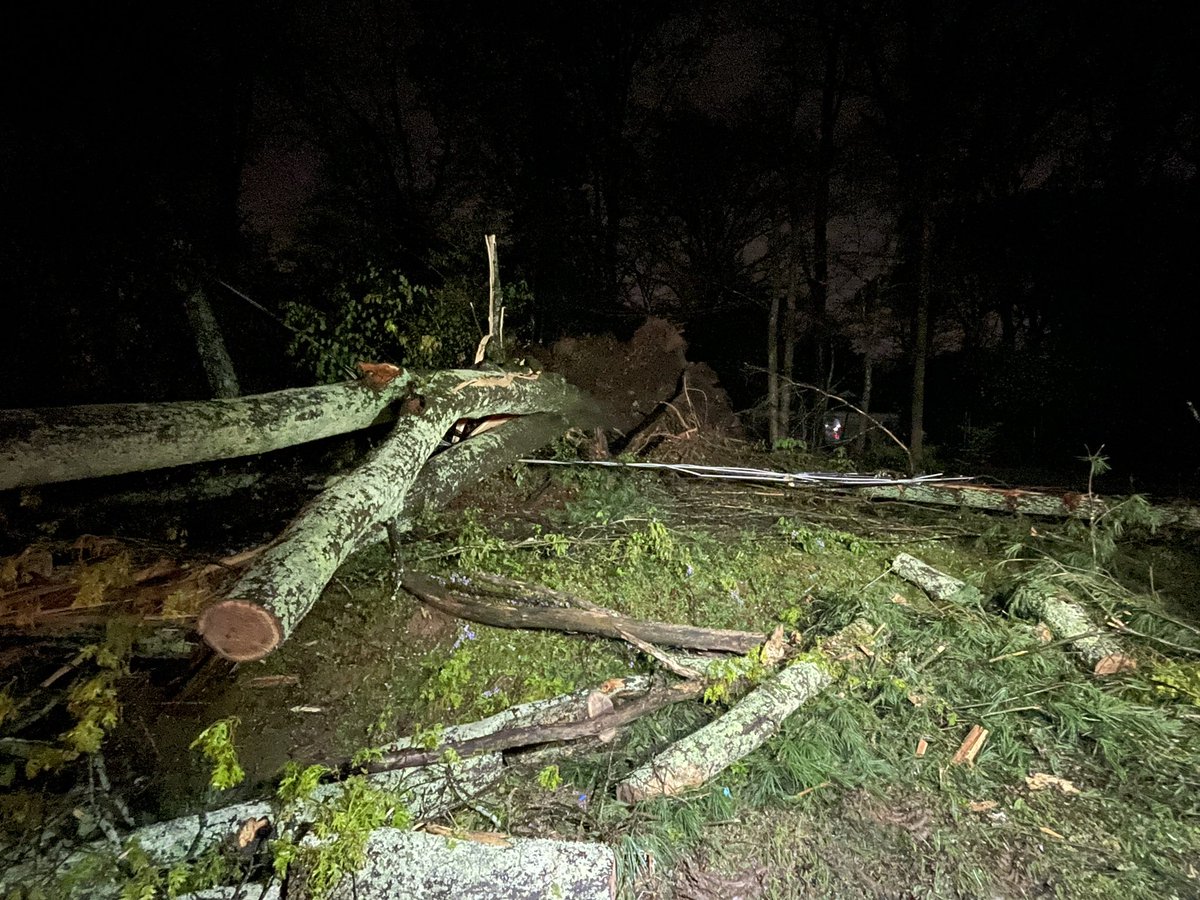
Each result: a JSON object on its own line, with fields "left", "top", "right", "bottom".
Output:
{"left": 891, "top": 553, "right": 984, "bottom": 606}
{"left": 198, "top": 371, "right": 593, "bottom": 661}
{"left": 350, "top": 412, "right": 572, "bottom": 554}
{"left": 858, "top": 482, "right": 1200, "bottom": 529}
{"left": 0, "top": 754, "right": 504, "bottom": 898}
{"left": 1008, "top": 580, "right": 1136, "bottom": 675}
{"left": 400, "top": 571, "right": 767, "bottom": 654}
{"left": 615, "top": 619, "right": 874, "bottom": 803}
{"left": 0, "top": 376, "right": 415, "bottom": 491}
{"left": 292, "top": 828, "right": 615, "bottom": 900}
{"left": 1, "top": 677, "right": 649, "bottom": 897}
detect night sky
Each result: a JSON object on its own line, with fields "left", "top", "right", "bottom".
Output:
{"left": 2, "top": 1, "right": 1197, "bottom": 489}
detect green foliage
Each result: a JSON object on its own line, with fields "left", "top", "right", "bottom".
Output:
{"left": 454, "top": 510, "right": 514, "bottom": 571}
{"left": 277, "top": 761, "right": 330, "bottom": 807}
{"left": 702, "top": 647, "right": 769, "bottom": 705}
{"left": 271, "top": 776, "right": 411, "bottom": 900}
{"left": 537, "top": 764, "right": 563, "bottom": 791}
{"left": 419, "top": 647, "right": 476, "bottom": 711}
{"left": 775, "top": 517, "right": 870, "bottom": 556}
{"left": 283, "top": 261, "right": 534, "bottom": 382}
{"left": 1142, "top": 659, "right": 1200, "bottom": 706}
{"left": 558, "top": 468, "right": 663, "bottom": 526}
{"left": 23, "top": 639, "right": 128, "bottom": 779}
{"left": 189, "top": 718, "right": 246, "bottom": 791}
{"left": 103, "top": 840, "right": 231, "bottom": 900}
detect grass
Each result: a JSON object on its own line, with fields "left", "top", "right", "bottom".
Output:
{"left": 7, "top": 455, "right": 1200, "bottom": 898}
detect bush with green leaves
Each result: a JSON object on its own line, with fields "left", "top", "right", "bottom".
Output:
{"left": 283, "top": 262, "right": 533, "bottom": 382}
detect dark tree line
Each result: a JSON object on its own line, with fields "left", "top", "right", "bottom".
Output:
{"left": 2, "top": 0, "right": 1196, "bottom": 484}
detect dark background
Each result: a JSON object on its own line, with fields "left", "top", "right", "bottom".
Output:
{"left": 2, "top": 1, "right": 1197, "bottom": 492}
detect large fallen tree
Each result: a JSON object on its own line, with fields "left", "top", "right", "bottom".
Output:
{"left": 195, "top": 369, "right": 595, "bottom": 660}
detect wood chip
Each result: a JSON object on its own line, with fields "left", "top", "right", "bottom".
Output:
{"left": 1025, "top": 772, "right": 1080, "bottom": 795}
{"left": 235, "top": 816, "right": 271, "bottom": 849}
{"left": 950, "top": 724, "right": 989, "bottom": 766}
{"left": 915, "top": 738, "right": 928, "bottom": 758}
{"left": 1093, "top": 653, "right": 1137, "bottom": 676}
{"left": 968, "top": 800, "right": 998, "bottom": 812}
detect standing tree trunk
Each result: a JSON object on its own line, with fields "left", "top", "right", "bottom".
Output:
{"left": 767, "top": 294, "right": 781, "bottom": 446}
{"left": 183, "top": 285, "right": 240, "bottom": 399}
{"left": 909, "top": 203, "right": 932, "bottom": 473}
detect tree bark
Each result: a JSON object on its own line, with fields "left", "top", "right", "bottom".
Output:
{"left": 616, "top": 659, "right": 831, "bottom": 803}
{"left": 399, "top": 572, "right": 767, "bottom": 655}
{"left": 183, "top": 285, "right": 241, "bottom": 399}
{"left": 890, "top": 553, "right": 983, "bottom": 606}
{"left": 1009, "top": 581, "right": 1135, "bottom": 675}
{"left": 0, "top": 377, "right": 415, "bottom": 491}
{"left": 292, "top": 828, "right": 615, "bottom": 900}
{"left": 767, "top": 293, "right": 781, "bottom": 446}
{"left": 909, "top": 204, "right": 932, "bottom": 473}
{"left": 197, "top": 372, "right": 593, "bottom": 661}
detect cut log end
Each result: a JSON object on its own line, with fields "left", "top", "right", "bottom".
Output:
{"left": 198, "top": 600, "right": 284, "bottom": 662}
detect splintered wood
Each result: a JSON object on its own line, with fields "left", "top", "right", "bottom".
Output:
{"left": 951, "top": 725, "right": 990, "bottom": 766}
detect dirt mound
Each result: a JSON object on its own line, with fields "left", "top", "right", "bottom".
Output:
{"left": 543, "top": 317, "right": 740, "bottom": 442}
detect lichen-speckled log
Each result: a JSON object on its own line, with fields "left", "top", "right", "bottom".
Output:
{"left": 0, "top": 754, "right": 503, "bottom": 897}
{"left": 198, "top": 371, "right": 592, "bottom": 661}
{"left": 616, "top": 659, "right": 832, "bottom": 803}
{"left": 350, "top": 412, "right": 572, "bottom": 555}
{"left": 858, "top": 482, "right": 1200, "bottom": 530}
{"left": 859, "top": 482, "right": 1110, "bottom": 518}
{"left": 294, "top": 828, "right": 616, "bottom": 900}
{"left": 1009, "top": 581, "right": 1128, "bottom": 670}
{"left": 891, "top": 553, "right": 984, "bottom": 605}
{"left": 0, "top": 377, "right": 417, "bottom": 490}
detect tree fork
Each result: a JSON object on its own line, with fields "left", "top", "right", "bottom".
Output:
{"left": 197, "top": 371, "right": 594, "bottom": 661}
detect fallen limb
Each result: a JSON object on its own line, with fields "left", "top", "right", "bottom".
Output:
{"left": 350, "top": 412, "right": 573, "bottom": 555}
{"left": 401, "top": 571, "right": 767, "bottom": 654}
{"left": 291, "top": 827, "right": 615, "bottom": 900}
{"left": 859, "top": 482, "right": 1200, "bottom": 530}
{"left": 1008, "top": 580, "right": 1136, "bottom": 675}
{"left": 460, "top": 573, "right": 704, "bottom": 677}
{"left": 615, "top": 619, "right": 874, "bottom": 803}
{"left": 359, "top": 679, "right": 706, "bottom": 775}
{"left": 197, "top": 371, "right": 593, "bottom": 661}
{"left": 891, "top": 553, "right": 984, "bottom": 605}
